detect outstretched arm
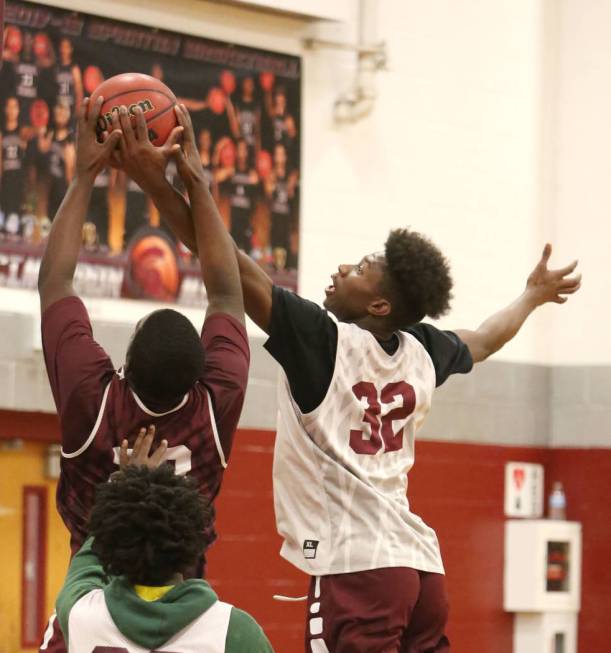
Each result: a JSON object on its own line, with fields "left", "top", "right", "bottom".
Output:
{"left": 172, "top": 104, "right": 246, "bottom": 323}
{"left": 37, "top": 97, "right": 121, "bottom": 312}
{"left": 114, "top": 114, "right": 273, "bottom": 332}
{"left": 455, "top": 244, "right": 581, "bottom": 363}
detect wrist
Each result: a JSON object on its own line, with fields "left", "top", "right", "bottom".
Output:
{"left": 72, "top": 170, "right": 97, "bottom": 187}
{"left": 185, "top": 176, "right": 210, "bottom": 195}
{"left": 521, "top": 287, "right": 543, "bottom": 310}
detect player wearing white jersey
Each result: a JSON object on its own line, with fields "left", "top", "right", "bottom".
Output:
{"left": 115, "top": 107, "right": 582, "bottom": 653}
{"left": 56, "top": 429, "right": 273, "bottom": 653}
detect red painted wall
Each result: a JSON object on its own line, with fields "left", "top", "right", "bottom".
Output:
{"left": 2, "top": 412, "right": 610, "bottom": 652}
{"left": 208, "top": 432, "right": 611, "bottom": 653}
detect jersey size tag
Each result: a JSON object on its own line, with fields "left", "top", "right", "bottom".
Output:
{"left": 303, "top": 539, "right": 319, "bottom": 559}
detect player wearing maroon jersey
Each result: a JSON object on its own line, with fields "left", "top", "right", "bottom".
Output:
{"left": 38, "top": 100, "right": 248, "bottom": 653}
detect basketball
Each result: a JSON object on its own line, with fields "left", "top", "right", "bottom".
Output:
{"left": 83, "top": 65, "right": 104, "bottom": 94}
{"left": 259, "top": 70, "right": 275, "bottom": 92}
{"left": 127, "top": 232, "right": 180, "bottom": 302}
{"left": 90, "top": 73, "right": 178, "bottom": 146}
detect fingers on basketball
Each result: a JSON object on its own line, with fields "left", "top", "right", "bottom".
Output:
{"left": 133, "top": 106, "right": 149, "bottom": 142}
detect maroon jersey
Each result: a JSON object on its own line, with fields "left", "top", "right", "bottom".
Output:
{"left": 39, "top": 296, "right": 249, "bottom": 653}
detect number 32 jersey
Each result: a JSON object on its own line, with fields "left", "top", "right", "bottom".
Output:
{"left": 266, "top": 287, "right": 472, "bottom": 576}
{"left": 274, "top": 321, "right": 445, "bottom": 575}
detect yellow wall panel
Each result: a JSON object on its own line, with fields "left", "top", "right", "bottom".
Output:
{"left": 0, "top": 441, "right": 70, "bottom": 653}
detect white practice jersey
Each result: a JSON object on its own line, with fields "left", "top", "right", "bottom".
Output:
{"left": 67, "top": 589, "right": 233, "bottom": 652}
{"left": 273, "top": 321, "right": 444, "bottom": 576}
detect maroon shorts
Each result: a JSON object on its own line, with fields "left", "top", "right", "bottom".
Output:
{"left": 40, "top": 614, "right": 66, "bottom": 653}
{"left": 305, "top": 567, "right": 450, "bottom": 653}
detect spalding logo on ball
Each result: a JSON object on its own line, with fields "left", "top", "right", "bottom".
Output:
{"left": 90, "top": 72, "right": 178, "bottom": 146}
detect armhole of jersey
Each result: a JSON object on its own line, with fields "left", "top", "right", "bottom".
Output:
{"left": 206, "top": 389, "right": 227, "bottom": 469}
{"left": 402, "top": 331, "right": 437, "bottom": 389}
{"left": 61, "top": 381, "right": 111, "bottom": 459}
{"left": 297, "top": 319, "right": 343, "bottom": 420}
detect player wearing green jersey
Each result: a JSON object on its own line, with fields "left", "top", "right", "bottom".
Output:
{"left": 55, "top": 426, "right": 273, "bottom": 653}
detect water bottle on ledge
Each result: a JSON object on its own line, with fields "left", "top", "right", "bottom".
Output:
{"left": 548, "top": 481, "right": 567, "bottom": 520}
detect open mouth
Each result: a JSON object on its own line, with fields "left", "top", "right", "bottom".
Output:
{"left": 325, "top": 284, "right": 336, "bottom": 296}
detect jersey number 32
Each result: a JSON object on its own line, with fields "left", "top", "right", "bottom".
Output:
{"left": 350, "top": 381, "right": 416, "bottom": 455}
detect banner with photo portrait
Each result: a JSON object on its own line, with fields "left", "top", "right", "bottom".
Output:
{"left": 0, "top": 0, "right": 301, "bottom": 303}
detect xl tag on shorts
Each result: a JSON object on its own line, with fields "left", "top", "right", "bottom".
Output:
{"left": 303, "top": 539, "right": 319, "bottom": 559}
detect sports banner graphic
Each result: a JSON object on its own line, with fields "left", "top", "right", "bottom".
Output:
{"left": 0, "top": 0, "right": 301, "bottom": 303}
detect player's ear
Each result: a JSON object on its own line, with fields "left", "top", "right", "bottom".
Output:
{"left": 368, "top": 297, "right": 391, "bottom": 317}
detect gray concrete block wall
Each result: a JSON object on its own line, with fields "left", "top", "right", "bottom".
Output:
{"left": 0, "top": 308, "right": 610, "bottom": 448}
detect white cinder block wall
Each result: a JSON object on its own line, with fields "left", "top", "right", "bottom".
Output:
{"left": 0, "top": 0, "right": 608, "bottom": 427}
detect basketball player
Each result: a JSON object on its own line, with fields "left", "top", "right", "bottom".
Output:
{"left": 88, "top": 166, "right": 112, "bottom": 248}
{"left": 0, "top": 97, "right": 26, "bottom": 235}
{"left": 56, "top": 429, "right": 273, "bottom": 652}
{"left": 264, "top": 143, "right": 297, "bottom": 269}
{"left": 216, "top": 137, "right": 259, "bottom": 252}
{"left": 38, "top": 102, "right": 75, "bottom": 220}
{"left": 55, "top": 38, "right": 83, "bottom": 119}
{"left": 127, "top": 106, "right": 581, "bottom": 650}
{"left": 229, "top": 75, "right": 260, "bottom": 159}
{"left": 38, "top": 98, "right": 249, "bottom": 653}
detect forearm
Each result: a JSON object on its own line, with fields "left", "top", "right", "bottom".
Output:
{"left": 146, "top": 179, "right": 198, "bottom": 252}
{"left": 38, "top": 175, "right": 93, "bottom": 298}
{"left": 188, "top": 181, "right": 243, "bottom": 306}
{"left": 456, "top": 290, "right": 539, "bottom": 363}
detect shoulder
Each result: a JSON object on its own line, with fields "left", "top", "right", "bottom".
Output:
{"left": 202, "top": 312, "right": 249, "bottom": 350}
{"left": 226, "top": 607, "right": 273, "bottom": 651}
{"left": 271, "top": 285, "right": 334, "bottom": 329}
{"left": 404, "top": 323, "right": 473, "bottom": 386}
{"left": 42, "top": 295, "right": 90, "bottom": 326}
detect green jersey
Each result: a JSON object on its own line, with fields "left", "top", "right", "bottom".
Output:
{"left": 56, "top": 538, "right": 274, "bottom": 652}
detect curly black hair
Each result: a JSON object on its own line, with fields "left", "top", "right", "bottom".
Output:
{"left": 382, "top": 228, "right": 453, "bottom": 328}
{"left": 89, "top": 465, "right": 212, "bottom": 586}
{"left": 125, "top": 309, "right": 205, "bottom": 406}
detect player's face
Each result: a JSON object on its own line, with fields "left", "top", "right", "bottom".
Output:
{"left": 151, "top": 63, "right": 163, "bottom": 81}
{"left": 5, "top": 98, "right": 20, "bottom": 122}
{"left": 198, "top": 129, "right": 211, "bottom": 151}
{"left": 323, "top": 253, "right": 386, "bottom": 322}
{"left": 54, "top": 103, "right": 70, "bottom": 127}
{"left": 274, "top": 92, "right": 286, "bottom": 114}
{"left": 59, "top": 38, "right": 72, "bottom": 61}
{"left": 237, "top": 140, "right": 248, "bottom": 163}
{"left": 243, "top": 77, "right": 254, "bottom": 96}
{"left": 274, "top": 144, "right": 286, "bottom": 167}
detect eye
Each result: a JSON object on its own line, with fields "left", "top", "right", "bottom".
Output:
{"left": 354, "top": 264, "right": 364, "bottom": 274}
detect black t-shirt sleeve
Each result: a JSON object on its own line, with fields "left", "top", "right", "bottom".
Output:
{"left": 407, "top": 323, "right": 473, "bottom": 387}
{"left": 264, "top": 286, "right": 338, "bottom": 413}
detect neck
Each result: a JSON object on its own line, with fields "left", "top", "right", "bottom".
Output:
{"left": 6, "top": 120, "right": 17, "bottom": 131}
{"left": 353, "top": 316, "right": 395, "bottom": 341}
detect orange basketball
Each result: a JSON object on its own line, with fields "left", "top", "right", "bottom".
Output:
{"left": 83, "top": 65, "right": 104, "bottom": 94}
{"left": 128, "top": 233, "right": 180, "bottom": 302}
{"left": 90, "top": 73, "right": 178, "bottom": 146}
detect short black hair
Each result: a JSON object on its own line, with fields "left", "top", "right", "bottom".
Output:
{"left": 125, "top": 309, "right": 205, "bottom": 404}
{"left": 89, "top": 465, "right": 212, "bottom": 586}
{"left": 382, "top": 228, "right": 453, "bottom": 328}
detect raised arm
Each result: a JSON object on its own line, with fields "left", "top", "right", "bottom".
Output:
{"left": 113, "top": 107, "right": 273, "bottom": 332}
{"left": 37, "top": 97, "right": 121, "bottom": 312}
{"left": 455, "top": 244, "right": 581, "bottom": 363}
{"left": 171, "top": 104, "right": 244, "bottom": 322}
